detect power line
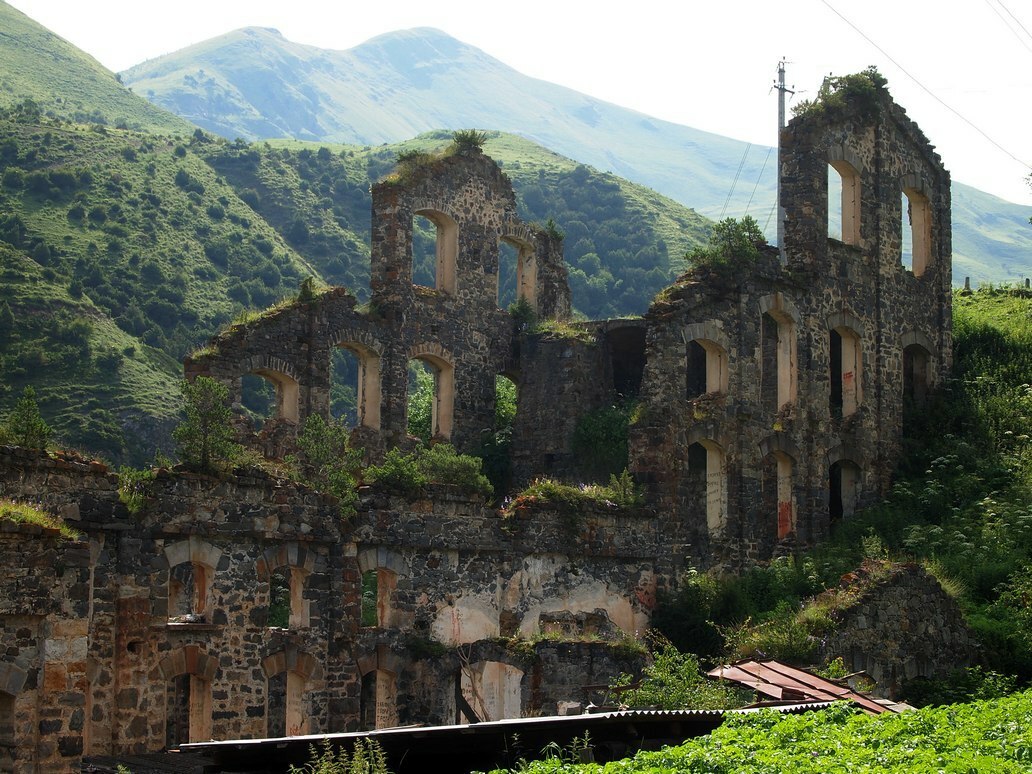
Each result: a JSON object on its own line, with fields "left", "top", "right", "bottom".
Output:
{"left": 997, "top": 0, "right": 1032, "bottom": 45}
{"left": 821, "top": 0, "right": 1032, "bottom": 172}
{"left": 984, "top": 0, "right": 1032, "bottom": 53}
{"left": 720, "top": 143, "right": 751, "bottom": 219}
{"left": 745, "top": 146, "right": 774, "bottom": 215}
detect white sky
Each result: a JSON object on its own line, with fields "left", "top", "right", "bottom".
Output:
{"left": 8, "top": 0, "right": 1032, "bottom": 205}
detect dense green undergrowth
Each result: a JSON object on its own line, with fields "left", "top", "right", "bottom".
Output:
{"left": 487, "top": 690, "right": 1032, "bottom": 773}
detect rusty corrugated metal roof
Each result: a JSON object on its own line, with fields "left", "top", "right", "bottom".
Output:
{"left": 707, "top": 659, "right": 891, "bottom": 714}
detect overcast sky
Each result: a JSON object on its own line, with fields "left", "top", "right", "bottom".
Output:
{"left": 8, "top": 0, "right": 1032, "bottom": 206}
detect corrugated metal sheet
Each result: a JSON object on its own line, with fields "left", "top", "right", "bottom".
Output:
{"left": 707, "top": 659, "right": 891, "bottom": 714}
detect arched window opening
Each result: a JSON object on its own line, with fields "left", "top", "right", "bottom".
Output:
{"left": 165, "top": 674, "right": 210, "bottom": 748}
{"left": 413, "top": 209, "right": 457, "bottom": 293}
{"left": 361, "top": 568, "right": 398, "bottom": 628}
{"left": 248, "top": 369, "right": 299, "bottom": 424}
{"left": 498, "top": 236, "right": 536, "bottom": 310}
{"left": 360, "top": 669, "right": 398, "bottom": 730}
{"left": 903, "top": 344, "right": 931, "bottom": 406}
{"left": 168, "top": 561, "right": 211, "bottom": 623}
{"left": 688, "top": 441, "right": 727, "bottom": 534}
{"left": 332, "top": 345, "right": 381, "bottom": 430}
{"left": 830, "top": 460, "right": 861, "bottom": 523}
{"left": 830, "top": 328, "right": 862, "bottom": 419}
{"left": 0, "top": 691, "right": 14, "bottom": 770}
{"left": 828, "top": 161, "right": 861, "bottom": 245}
{"left": 761, "top": 312, "right": 796, "bottom": 414}
{"left": 687, "top": 338, "right": 728, "bottom": 400}
{"left": 407, "top": 356, "right": 454, "bottom": 441}
{"left": 240, "top": 373, "right": 276, "bottom": 430}
{"left": 901, "top": 188, "right": 931, "bottom": 276}
{"left": 267, "top": 670, "right": 308, "bottom": 737}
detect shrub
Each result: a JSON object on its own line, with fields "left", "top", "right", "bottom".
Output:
{"left": 289, "top": 414, "right": 362, "bottom": 518}
{"left": 611, "top": 634, "right": 745, "bottom": 710}
{"left": 0, "top": 386, "right": 52, "bottom": 449}
{"left": 365, "top": 448, "right": 425, "bottom": 497}
{"left": 365, "top": 444, "right": 492, "bottom": 498}
{"left": 117, "top": 466, "right": 154, "bottom": 515}
{"left": 172, "top": 377, "right": 242, "bottom": 473}
{"left": 417, "top": 444, "right": 492, "bottom": 497}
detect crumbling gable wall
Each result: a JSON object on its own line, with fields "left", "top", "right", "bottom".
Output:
{"left": 630, "top": 83, "right": 952, "bottom": 577}
{"left": 186, "top": 147, "right": 570, "bottom": 456}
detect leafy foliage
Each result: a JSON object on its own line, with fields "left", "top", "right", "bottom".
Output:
{"left": 681, "top": 215, "right": 766, "bottom": 273}
{"left": 486, "top": 691, "right": 1032, "bottom": 773}
{"left": 117, "top": 465, "right": 154, "bottom": 515}
{"left": 289, "top": 738, "right": 392, "bottom": 774}
{"left": 365, "top": 444, "right": 493, "bottom": 498}
{"left": 571, "top": 401, "right": 636, "bottom": 481}
{"left": 288, "top": 414, "right": 363, "bottom": 518}
{"left": 611, "top": 635, "right": 745, "bottom": 711}
{"left": 792, "top": 66, "right": 889, "bottom": 120}
{"left": 0, "top": 386, "right": 52, "bottom": 449}
{"left": 507, "top": 471, "right": 641, "bottom": 515}
{"left": 172, "top": 377, "right": 242, "bottom": 473}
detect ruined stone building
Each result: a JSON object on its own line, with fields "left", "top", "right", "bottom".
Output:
{"left": 0, "top": 82, "right": 954, "bottom": 770}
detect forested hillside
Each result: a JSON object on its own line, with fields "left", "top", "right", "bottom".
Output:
{"left": 0, "top": 108, "right": 708, "bottom": 461}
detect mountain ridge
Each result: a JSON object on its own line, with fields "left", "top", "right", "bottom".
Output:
{"left": 122, "top": 25, "right": 1032, "bottom": 285}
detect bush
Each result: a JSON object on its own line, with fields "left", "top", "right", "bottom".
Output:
{"left": 611, "top": 635, "right": 745, "bottom": 710}
{"left": 289, "top": 414, "right": 362, "bottom": 518}
{"left": 289, "top": 738, "right": 391, "bottom": 774}
{"left": 0, "top": 386, "right": 52, "bottom": 449}
{"left": 172, "top": 377, "right": 242, "bottom": 473}
{"left": 365, "top": 444, "right": 493, "bottom": 498}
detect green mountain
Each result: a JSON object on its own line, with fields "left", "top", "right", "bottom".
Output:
{"left": 122, "top": 26, "right": 1032, "bottom": 285}
{"left": 0, "top": 1, "right": 194, "bottom": 134}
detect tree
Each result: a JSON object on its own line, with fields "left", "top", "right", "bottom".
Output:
{"left": 683, "top": 215, "right": 766, "bottom": 271}
{"left": 172, "top": 377, "right": 241, "bottom": 472}
{"left": 0, "top": 386, "right": 52, "bottom": 449}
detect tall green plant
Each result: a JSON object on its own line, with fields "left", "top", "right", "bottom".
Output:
{"left": 172, "top": 376, "right": 242, "bottom": 473}
{"left": 0, "top": 386, "right": 52, "bottom": 449}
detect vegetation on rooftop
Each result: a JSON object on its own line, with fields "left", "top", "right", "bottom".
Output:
{"left": 0, "top": 499, "right": 81, "bottom": 539}
{"left": 792, "top": 66, "right": 889, "bottom": 120}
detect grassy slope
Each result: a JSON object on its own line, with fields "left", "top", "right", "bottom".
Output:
{"left": 0, "top": 0, "right": 194, "bottom": 135}
{"left": 121, "top": 26, "right": 1032, "bottom": 284}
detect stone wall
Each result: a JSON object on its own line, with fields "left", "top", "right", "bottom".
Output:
{"left": 0, "top": 448, "right": 654, "bottom": 766}
{"left": 629, "top": 84, "right": 952, "bottom": 580}
{"left": 819, "top": 564, "right": 977, "bottom": 698}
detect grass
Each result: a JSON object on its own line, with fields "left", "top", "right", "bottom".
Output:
{"left": 0, "top": 499, "right": 81, "bottom": 539}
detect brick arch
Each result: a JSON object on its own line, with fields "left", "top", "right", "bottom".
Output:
{"left": 827, "top": 143, "right": 867, "bottom": 175}
{"left": 758, "top": 435, "right": 799, "bottom": 461}
{"left": 684, "top": 321, "right": 730, "bottom": 396}
{"left": 827, "top": 311, "right": 867, "bottom": 338}
{"left": 355, "top": 646, "right": 407, "bottom": 678}
{"left": 153, "top": 645, "right": 217, "bottom": 682}
{"left": 828, "top": 313, "right": 865, "bottom": 418}
{"left": 356, "top": 546, "right": 408, "bottom": 576}
{"left": 826, "top": 443, "right": 865, "bottom": 468}
{"left": 900, "top": 172, "right": 934, "bottom": 277}
{"left": 241, "top": 354, "right": 302, "bottom": 424}
{"left": 255, "top": 542, "right": 317, "bottom": 581}
{"left": 163, "top": 536, "right": 221, "bottom": 572}
{"left": 261, "top": 647, "right": 322, "bottom": 682}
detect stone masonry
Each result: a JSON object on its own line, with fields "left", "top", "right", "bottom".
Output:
{"left": 0, "top": 83, "right": 957, "bottom": 768}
